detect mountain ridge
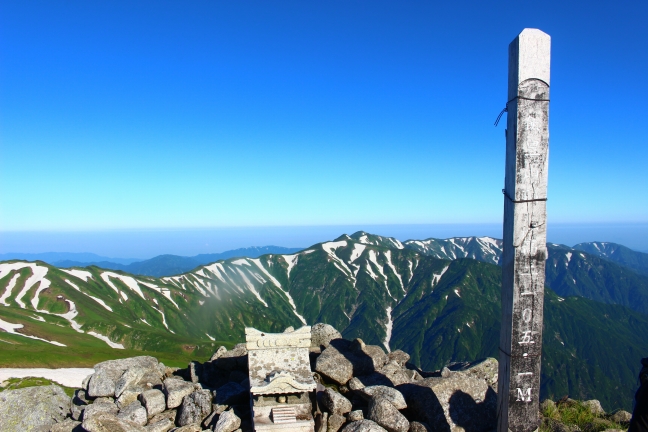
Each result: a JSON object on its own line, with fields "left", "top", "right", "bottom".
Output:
{"left": 1, "top": 232, "right": 647, "bottom": 410}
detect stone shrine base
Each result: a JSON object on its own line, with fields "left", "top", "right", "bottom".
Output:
{"left": 253, "top": 417, "right": 315, "bottom": 432}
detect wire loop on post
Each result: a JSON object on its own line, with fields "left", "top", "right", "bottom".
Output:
{"left": 494, "top": 96, "right": 550, "bottom": 127}
{"left": 502, "top": 189, "right": 547, "bottom": 203}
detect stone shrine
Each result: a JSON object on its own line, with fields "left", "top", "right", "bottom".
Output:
{"left": 245, "top": 326, "right": 317, "bottom": 432}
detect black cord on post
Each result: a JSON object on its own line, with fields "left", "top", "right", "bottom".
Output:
{"left": 494, "top": 96, "right": 549, "bottom": 127}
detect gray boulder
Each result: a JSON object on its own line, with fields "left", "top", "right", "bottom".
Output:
{"left": 172, "top": 424, "right": 202, "bottom": 432}
{"left": 50, "top": 419, "right": 82, "bottom": 432}
{"left": 318, "top": 412, "right": 329, "bottom": 432}
{"left": 583, "top": 400, "right": 605, "bottom": 415}
{"left": 189, "top": 361, "right": 202, "bottom": 384}
{"left": 117, "top": 400, "right": 148, "bottom": 426}
{"left": 88, "top": 356, "right": 159, "bottom": 398}
{"left": 454, "top": 358, "right": 498, "bottom": 388}
{"left": 0, "top": 384, "right": 71, "bottom": 432}
{"left": 115, "top": 366, "right": 163, "bottom": 398}
{"left": 177, "top": 389, "right": 212, "bottom": 426}
{"left": 71, "top": 404, "right": 85, "bottom": 421}
{"left": 409, "top": 422, "right": 430, "bottom": 432}
{"left": 354, "top": 373, "right": 393, "bottom": 388}
{"left": 322, "top": 388, "right": 352, "bottom": 415}
{"left": 312, "top": 323, "right": 343, "bottom": 348}
{"left": 73, "top": 389, "right": 89, "bottom": 405}
{"left": 145, "top": 418, "right": 175, "bottom": 432}
{"left": 387, "top": 350, "right": 410, "bottom": 367}
{"left": 83, "top": 398, "right": 119, "bottom": 421}
{"left": 210, "top": 346, "right": 228, "bottom": 361}
{"left": 610, "top": 410, "right": 632, "bottom": 425}
{"left": 316, "top": 345, "right": 354, "bottom": 385}
{"left": 403, "top": 369, "right": 423, "bottom": 382}
{"left": 348, "top": 410, "right": 364, "bottom": 422}
{"left": 82, "top": 412, "right": 147, "bottom": 432}
{"left": 541, "top": 418, "right": 570, "bottom": 432}
{"left": 118, "top": 390, "right": 142, "bottom": 409}
{"left": 341, "top": 419, "right": 388, "bottom": 432}
{"left": 148, "top": 409, "right": 177, "bottom": 425}
{"left": 140, "top": 389, "right": 167, "bottom": 418}
{"left": 86, "top": 365, "right": 122, "bottom": 398}
{"left": 399, "top": 372, "right": 497, "bottom": 432}
{"left": 368, "top": 397, "right": 409, "bottom": 432}
{"left": 82, "top": 374, "right": 92, "bottom": 391}
{"left": 164, "top": 378, "right": 195, "bottom": 409}
{"left": 213, "top": 410, "right": 241, "bottom": 432}
{"left": 202, "top": 410, "right": 219, "bottom": 429}
{"left": 145, "top": 419, "right": 173, "bottom": 432}
{"left": 379, "top": 362, "right": 411, "bottom": 386}
{"left": 360, "top": 386, "right": 407, "bottom": 410}
{"left": 348, "top": 378, "right": 365, "bottom": 391}
{"left": 328, "top": 414, "right": 347, "bottom": 432}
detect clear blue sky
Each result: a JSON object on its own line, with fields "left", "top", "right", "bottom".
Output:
{"left": 1, "top": 1, "right": 647, "bottom": 255}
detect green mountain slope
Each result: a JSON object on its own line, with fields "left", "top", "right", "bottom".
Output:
{"left": 401, "top": 234, "right": 648, "bottom": 316}
{"left": 573, "top": 241, "right": 648, "bottom": 276}
{"left": 545, "top": 244, "right": 648, "bottom": 315}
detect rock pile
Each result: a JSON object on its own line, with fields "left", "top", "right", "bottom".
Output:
{"left": 310, "top": 325, "right": 498, "bottom": 432}
{"left": 0, "top": 323, "right": 508, "bottom": 432}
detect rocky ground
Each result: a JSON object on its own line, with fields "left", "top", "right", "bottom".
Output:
{"left": 0, "top": 323, "right": 634, "bottom": 432}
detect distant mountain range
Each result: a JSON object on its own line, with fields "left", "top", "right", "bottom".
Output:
{"left": 1, "top": 246, "right": 304, "bottom": 277}
{"left": 0, "top": 252, "right": 141, "bottom": 266}
{"left": 1, "top": 232, "right": 647, "bottom": 411}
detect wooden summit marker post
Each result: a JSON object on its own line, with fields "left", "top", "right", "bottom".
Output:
{"left": 497, "top": 29, "right": 551, "bottom": 432}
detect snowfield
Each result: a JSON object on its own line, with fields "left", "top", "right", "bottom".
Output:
{"left": 0, "top": 368, "right": 94, "bottom": 388}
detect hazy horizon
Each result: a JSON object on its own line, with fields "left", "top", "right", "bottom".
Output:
{"left": 1, "top": 222, "right": 646, "bottom": 259}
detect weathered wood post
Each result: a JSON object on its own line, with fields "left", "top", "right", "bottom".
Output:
{"left": 497, "top": 29, "right": 551, "bottom": 432}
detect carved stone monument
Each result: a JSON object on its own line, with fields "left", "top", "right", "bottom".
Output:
{"left": 497, "top": 29, "right": 551, "bottom": 432}
{"left": 246, "top": 326, "right": 317, "bottom": 432}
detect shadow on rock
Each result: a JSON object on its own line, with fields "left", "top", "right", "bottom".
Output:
{"left": 399, "top": 383, "right": 451, "bottom": 432}
{"left": 448, "top": 388, "right": 497, "bottom": 432}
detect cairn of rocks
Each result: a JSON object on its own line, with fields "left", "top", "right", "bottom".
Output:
{"left": 1, "top": 323, "right": 628, "bottom": 432}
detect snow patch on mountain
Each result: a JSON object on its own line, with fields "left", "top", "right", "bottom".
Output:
{"left": 234, "top": 268, "right": 268, "bottom": 307}
{"left": 9, "top": 263, "right": 49, "bottom": 309}
{"left": 432, "top": 265, "right": 449, "bottom": 287}
{"left": 349, "top": 243, "right": 366, "bottom": 263}
{"left": 63, "top": 278, "right": 113, "bottom": 311}
{"left": 384, "top": 251, "right": 403, "bottom": 291}
{"left": 322, "top": 241, "right": 354, "bottom": 277}
{"left": 282, "top": 254, "right": 299, "bottom": 278}
{"left": 87, "top": 331, "right": 124, "bottom": 349}
{"left": 138, "top": 280, "right": 180, "bottom": 309}
{"left": 383, "top": 306, "right": 393, "bottom": 353}
{"left": 57, "top": 299, "right": 83, "bottom": 333}
{"left": 368, "top": 250, "right": 393, "bottom": 299}
{"left": 250, "top": 258, "right": 282, "bottom": 289}
{"left": 60, "top": 269, "right": 93, "bottom": 282}
{"left": 0, "top": 316, "right": 66, "bottom": 347}
{"left": 101, "top": 272, "right": 145, "bottom": 300}
{"left": 30, "top": 276, "right": 52, "bottom": 311}
{"left": 0, "top": 273, "right": 20, "bottom": 306}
